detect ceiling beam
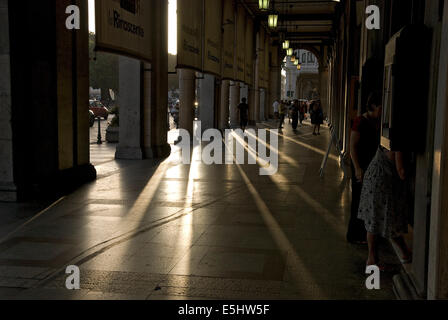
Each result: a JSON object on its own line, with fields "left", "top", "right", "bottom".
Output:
{"left": 272, "top": 31, "right": 333, "bottom": 38}
{"left": 257, "top": 14, "right": 335, "bottom": 21}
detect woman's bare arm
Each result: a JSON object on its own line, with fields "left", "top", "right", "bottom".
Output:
{"left": 395, "top": 151, "right": 406, "bottom": 180}
{"left": 350, "top": 131, "right": 363, "bottom": 181}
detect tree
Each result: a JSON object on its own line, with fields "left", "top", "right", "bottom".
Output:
{"left": 89, "top": 33, "right": 119, "bottom": 106}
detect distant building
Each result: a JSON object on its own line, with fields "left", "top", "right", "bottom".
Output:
{"left": 282, "top": 49, "right": 319, "bottom": 101}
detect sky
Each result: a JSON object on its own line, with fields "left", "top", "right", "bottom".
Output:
{"left": 88, "top": 0, "right": 177, "bottom": 55}
{"left": 88, "top": 0, "right": 95, "bottom": 32}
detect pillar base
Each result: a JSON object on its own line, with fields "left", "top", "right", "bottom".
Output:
{"left": 393, "top": 270, "right": 422, "bottom": 300}
{"left": 143, "top": 143, "right": 171, "bottom": 159}
{"left": 57, "top": 163, "right": 97, "bottom": 192}
{"left": 19, "top": 163, "right": 97, "bottom": 202}
{"left": 115, "top": 147, "right": 143, "bottom": 160}
{"left": 0, "top": 182, "right": 18, "bottom": 202}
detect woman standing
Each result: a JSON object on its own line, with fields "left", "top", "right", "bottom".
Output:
{"left": 358, "top": 147, "right": 412, "bottom": 268}
{"left": 346, "top": 92, "right": 382, "bottom": 244}
{"left": 311, "top": 100, "right": 324, "bottom": 135}
{"left": 291, "top": 100, "right": 300, "bottom": 132}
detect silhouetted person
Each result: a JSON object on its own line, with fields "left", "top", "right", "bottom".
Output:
{"left": 358, "top": 148, "right": 412, "bottom": 269}
{"left": 291, "top": 100, "right": 300, "bottom": 132}
{"left": 273, "top": 100, "right": 280, "bottom": 120}
{"left": 347, "top": 92, "right": 382, "bottom": 244}
{"left": 237, "top": 98, "right": 249, "bottom": 131}
{"left": 311, "top": 100, "right": 324, "bottom": 135}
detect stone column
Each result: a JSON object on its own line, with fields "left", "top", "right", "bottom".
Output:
{"left": 254, "top": 88, "right": 260, "bottom": 122}
{"left": 285, "top": 65, "right": 298, "bottom": 100}
{"left": 240, "top": 83, "right": 248, "bottom": 101}
{"left": 198, "top": 74, "right": 215, "bottom": 133}
{"left": 147, "top": 0, "right": 170, "bottom": 158}
{"left": 270, "top": 66, "right": 281, "bottom": 118}
{"left": 264, "top": 90, "right": 270, "bottom": 120}
{"left": 75, "top": 0, "right": 90, "bottom": 168}
{"left": 428, "top": 0, "right": 448, "bottom": 299}
{"left": 229, "top": 81, "right": 240, "bottom": 128}
{"left": 248, "top": 87, "right": 256, "bottom": 125}
{"left": 259, "top": 89, "right": 266, "bottom": 121}
{"left": 142, "top": 62, "right": 152, "bottom": 157}
{"left": 319, "top": 65, "right": 330, "bottom": 117}
{"left": 219, "top": 80, "right": 230, "bottom": 130}
{"left": 116, "top": 56, "right": 143, "bottom": 160}
{"left": 0, "top": 0, "right": 16, "bottom": 201}
{"left": 179, "top": 69, "right": 196, "bottom": 136}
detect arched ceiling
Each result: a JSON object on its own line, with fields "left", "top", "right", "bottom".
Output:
{"left": 240, "top": 0, "right": 340, "bottom": 46}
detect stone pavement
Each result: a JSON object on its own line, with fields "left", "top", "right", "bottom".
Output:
{"left": 0, "top": 120, "right": 399, "bottom": 300}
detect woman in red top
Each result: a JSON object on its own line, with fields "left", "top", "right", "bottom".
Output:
{"left": 346, "top": 92, "right": 382, "bottom": 244}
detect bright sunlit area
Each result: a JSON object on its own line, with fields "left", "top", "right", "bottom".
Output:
{"left": 88, "top": 0, "right": 95, "bottom": 33}
{"left": 168, "top": 0, "right": 177, "bottom": 55}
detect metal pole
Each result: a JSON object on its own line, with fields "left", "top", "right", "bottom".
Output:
{"left": 97, "top": 117, "right": 102, "bottom": 145}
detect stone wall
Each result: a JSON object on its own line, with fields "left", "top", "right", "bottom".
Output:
{"left": 0, "top": 0, "right": 16, "bottom": 201}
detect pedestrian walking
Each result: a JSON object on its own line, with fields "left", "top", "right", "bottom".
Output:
{"left": 291, "top": 100, "right": 300, "bottom": 131}
{"left": 273, "top": 100, "right": 280, "bottom": 120}
{"left": 311, "top": 100, "right": 324, "bottom": 135}
{"left": 237, "top": 98, "right": 249, "bottom": 131}
{"left": 278, "top": 101, "right": 286, "bottom": 129}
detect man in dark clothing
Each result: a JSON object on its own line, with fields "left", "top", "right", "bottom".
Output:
{"left": 237, "top": 98, "right": 249, "bottom": 131}
{"left": 291, "top": 100, "right": 300, "bottom": 131}
{"left": 299, "top": 102, "right": 306, "bottom": 126}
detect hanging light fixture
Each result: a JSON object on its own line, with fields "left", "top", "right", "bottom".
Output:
{"left": 287, "top": 48, "right": 293, "bottom": 56}
{"left": 259, "top": 0, "right": 270, "bottom": 11}
{"left": 282, "top": 40, "right": 290, "bottom": 50}
{"left": 297, "top": 63, "right": 302, "bottom": 70}
{"left": 294, "top": 59, "right": 299, "bottom": 65}
{"left": 268, "top": 13, "right": 278, "bottom": 29}
{"left": 291, "top": 56, "right": 296, "bottom": 62}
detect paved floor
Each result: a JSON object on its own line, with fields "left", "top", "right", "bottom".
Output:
{"left": 0, "top": 120, "right": 399, "bottom": 300}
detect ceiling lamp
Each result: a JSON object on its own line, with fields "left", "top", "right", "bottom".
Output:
{"left": 282, "top": 40, "right": 290, "bottom": 50}
{"left": 287, "top": 48, "right": 293, "bottom": 56}
{"left": 297, "top": 63, "right": 302, "bottom": 70}
{"left": 259, "top": 0, "right": 270, "bottom": 11}
{"left": 268, "top": 13, "right": 278, "bottom": 29}
{"left": 294, "top": 59, "right": 299, "bottom": 65}
{"left": 291, "top": 56, "right": 296, "bottom": 62}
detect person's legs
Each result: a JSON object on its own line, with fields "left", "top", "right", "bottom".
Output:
{"left": 317, "top": 124, "right": 321, "bottom": 134}
{"left": 347, "top": 179, "right": 367, "bottom": 243}
{"left": 367, "top": 232, "right": 379, "bottom": 265}
{"left": 279, "top": 115, "right": 284, "bottom": 129}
